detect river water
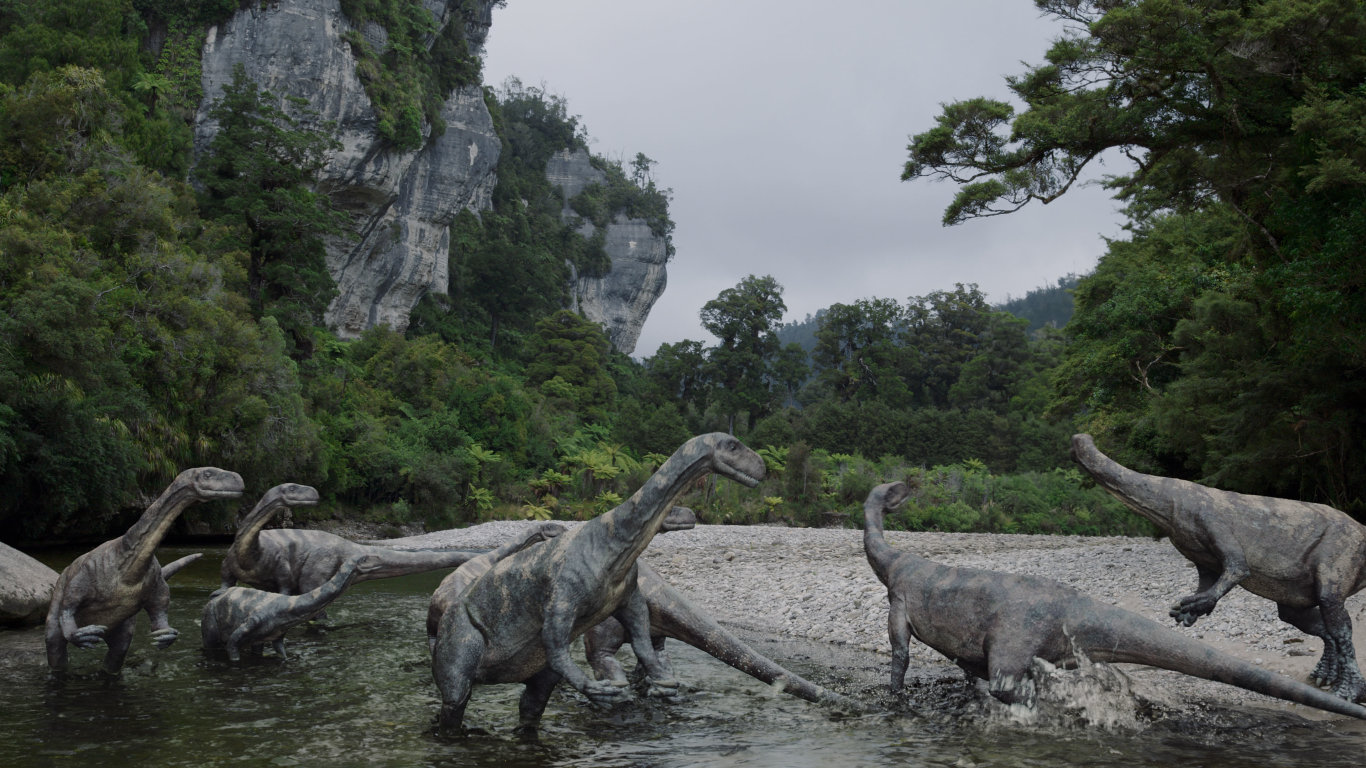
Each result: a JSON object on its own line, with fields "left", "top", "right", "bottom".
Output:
{"left": 2, "top": 545, "right": 1365, "bottom": 767}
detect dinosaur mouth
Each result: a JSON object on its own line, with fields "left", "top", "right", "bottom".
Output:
{"left": 721, "top": 461, "right": 762, "bottom": 488}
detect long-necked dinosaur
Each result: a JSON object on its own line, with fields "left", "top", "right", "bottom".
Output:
{"left": 426, "top": 521, "right": 567, "bottom": 651}
{"left": 1072, "top": 433, "right": 1366, "bottom": 702}
{"left": 862, "top": 480, "right": 1366, "bottom": 720}
{"left": 45, "top": 467, "right": 244, "bottom": 672}
{"left": 431, "top": 433, "right": 765, "bottom": 735}
{"left": 220, "top": 483, "right": 482, "bottom": 597}
{"left": 202, "top": 554, "right": 385, "bottom": 661}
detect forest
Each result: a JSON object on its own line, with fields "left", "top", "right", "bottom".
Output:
{"left": 1, "top": 0, "right": 1362, "bottom": 545}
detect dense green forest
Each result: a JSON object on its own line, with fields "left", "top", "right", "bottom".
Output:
{"left": 2, "top": 0, "right": 1359, "bottom": 545}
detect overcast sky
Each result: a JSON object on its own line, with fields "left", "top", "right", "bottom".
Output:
{"left": 481, "top": 0, "right": 1129, "bottom": 358}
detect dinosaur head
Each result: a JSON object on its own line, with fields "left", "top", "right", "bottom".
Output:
{"left": 1070, "top": 433, "right": 1097, "bottom": 463}
{"left": 181, "top": 467, "right": 246, "bottom": 500}
{"left": 864, "top": 482, "right": 911, "bottom": 517}
{"left": 352, "top": 554, "right": 386, "bottom": 575}
{"left": 265, "top": 482, "right": 321, "bottom": 508}
{"left": 661, "top": 506, "right": 697, "bottom": 532}
{"left": 700, "top": 433, "right": 765, "bottom": 488}
{"left": 535, "top": 522, "right": 567, "bottom": 541}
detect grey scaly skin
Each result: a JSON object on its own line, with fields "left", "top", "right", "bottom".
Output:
{"left": 862, "top": 481, "right": 1366, "bottom": 720}
{"left": 202, "top": 554, "right": 385, "bottom": 661}
{"left": 44, "top": 467, "right": 244, "bottom": 673}
{"left": 584, "top": 558, "right": 855, "bottom": 708}
{"left": 426, "top": 521, "right": 567, "bottom": 651}
{"left": 221, "top": 483, "right": 482, "bottom": 598}
{"left": 432, "top": 433, "right": 766, "bottom": 735}
{"left": 1072, "top": 433, "right": 1366, "bottom": 702}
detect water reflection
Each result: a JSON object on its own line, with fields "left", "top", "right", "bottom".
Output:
{"left": 1, "top": 545, "right": 1364, "bottom": 767}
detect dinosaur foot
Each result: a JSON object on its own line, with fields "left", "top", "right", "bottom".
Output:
{"left": 70, "top": 624, "right": 108, "bottom": 649}
{"left": 581, "top": 678, "right": 633, "bottom": 707}
{"left": 645, "top": 676, "right": 682, "bottom": 701}
{"left": 1330, "top": 674, "right": 1366, "bottom": 704}
{"left": 150, "top": 627, "right": 179, "bottom": 649}
{"left": 1311, "top": 657, "right": 1340, "bottom": 689}
{"left": 1168, "top": 598, "right": 1213, "bottom": 627}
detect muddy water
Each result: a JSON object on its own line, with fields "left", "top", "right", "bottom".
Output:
{"left": 2, "top": 546, "right": 1364, "bottom": 767}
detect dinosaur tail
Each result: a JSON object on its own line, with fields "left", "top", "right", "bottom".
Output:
{"left": 654, "top": 584, "right": 852, "bottom": 707}
{"left": 1093, "top": 608, "right": 1366, "bottom": 720}
{"left": 161, "top": 553, "right": 203, "bottom": 580}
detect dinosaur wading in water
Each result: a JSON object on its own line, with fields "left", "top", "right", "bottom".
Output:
{"left": 45, "top": 467, "right": 244, "bottom": 672}
{"left": 861, "top": 481, "right": 1366, "bottom": 720}
{"left": 426, "top": 521, "right": 568, "bottom": 651}
{"left": 431, "top": 433, "right": 765, "bottom": 734}
{"left": 1072, "top": 433, "right": 1366, "bottom": 702}
{"left": 202, "top": 554, "right": 385, "bottom": 660}
{"left": 220, "top": 483, "right": 482, "bottom": 599}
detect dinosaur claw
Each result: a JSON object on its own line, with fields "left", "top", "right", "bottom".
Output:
{"left": 71, "top": 625, "right": 107, "bottom": 648}
{"left": 150, "top": 627, "right": 179, "bottom": 649}
{"left": 645, "top": 677, "right": 682, "bottom": 700}
{"left": 582, "top": 679, "right": 634, "bottom": 706}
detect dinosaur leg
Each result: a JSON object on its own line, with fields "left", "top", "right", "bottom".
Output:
{"left": 650, "top": 635, "right": 674, "bottom": 680}
{"left": 1171, "top": 564, "right": 1220, "bottom": 627}
{"left": 1318, "top": 594, "right": 1366, "bottom": 702}
{"left": 983, "top": 636, "right": 1041, "bottom": 707}
{"left": 886, "top": 594, "right": 912, "bottom": 692}
{"left": 543, "top": 598, "right": 630, "bottom": 706}
{"left": 432, "top": 617, "right": 485, "bottom": 734}
{"left": 584, "top": 618, "right": 629, "bottom": 684}
{"left": 101, "top": 617, "right": 137, "bottom": 674}
{"left": 1277, "top": 603, "right": 1338, "bottom": 687}
{"left": 44, "top": 611, "right": 70, "bottom": 672}
{"left": 515, "top": 667, "right": 563, "bottom": 736}
{"left": 616, "top": 589, "right": 679, "bottom": 699}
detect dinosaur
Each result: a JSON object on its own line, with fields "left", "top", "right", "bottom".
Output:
{"left": 202, "top": 554, "right": 385, "bottom": 661}
{"left": 861, "top": 480, "right": 1366, "bottom": 720}
{"left": 220, "top": 482, "right": 482, "bottom": 599}
{"left": 44, "top": 467, "right": 244, "bottom": 672}
{"left": 1072, "top": 433, "right": 1366, "bottom": 702}
{"left": 426, "top": 521, "right": 568, "bottom": 651}
{"left": 431, "top": 433, "right": 765, "bottom": 735}
{"left": 583, "top": 558, "right": 852, "bottom": 707}
{"left": 429, "top": 509, "right": 695, "bottom": 650}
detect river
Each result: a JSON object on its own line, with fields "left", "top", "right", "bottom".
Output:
{"left": 2, "top": 545, "right": 1363, "bottom": 767}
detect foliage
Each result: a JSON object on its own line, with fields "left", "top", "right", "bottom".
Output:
{"left": 338, "top": 0, "right": 498, "bottom": 150}
{"left": 699, "top": 274, "right": 787, "bottom": 433}
{"left": 194, "top": 64, "right": 348, "bottom": 357}
{"left": 905, "top": 0, "right": 1366, "bottom": 515}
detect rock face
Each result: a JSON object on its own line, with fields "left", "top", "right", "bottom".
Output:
{"left": 547, "top": 149, "right": 669, "bottom": 355}
{"left": 195, "top": 0, "right": 501, "bottom": 337}
{"left": 0, "top": 541, "right": 58, "bottom": 627}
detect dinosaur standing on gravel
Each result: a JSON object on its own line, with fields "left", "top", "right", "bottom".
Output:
{"left": 1072, "top": 433, "right": 1366, "bottom": 702}
{"left": 220, "top": 483, "right": 482, "bottom": 598}
{"left": 862, "top": 481, "right": 1366, "bottom": 720}
{"left": 426, "top": 521, "right": 567, "bottom": 651}
{"left": 45, "top": 467, "right": 244, "bottom": 672}
{"left": 202, "top": 554, "right": 385, "bottom": 660}
{"left": 431, "top": 433, "right": 765, "bottom": 734}
{"left": 583, "top": 558, "right": 851, "bottom": 707}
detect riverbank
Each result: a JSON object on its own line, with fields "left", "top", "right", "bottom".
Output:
{"left": 383, "top": 520, "right": 1366, "bottom": 724}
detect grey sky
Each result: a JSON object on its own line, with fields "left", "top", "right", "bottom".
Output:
{"left": 481, "top": 1, "right": 1128, "bottom": 358}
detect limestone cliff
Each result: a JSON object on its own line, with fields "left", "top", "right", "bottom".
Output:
{"left": 194, "top": 0, "right": 501, "bottom": 337}
{"left": 547, "top": 149, "right": 669, "bottom": 355}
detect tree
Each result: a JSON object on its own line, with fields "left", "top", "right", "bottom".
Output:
{"left": 904, "top": 0, "right": 1366, "bottom": 513}
{"left": 525, "top": 310, "right": 616, "bottom": 416}
{"left": 811, "top": 297, "right": 904, "bottom": 403}
{"left": 699, "top": 274, "right": 786, "bottom": 433}
{"left": 194, "top": 64, "right": 348, "bottom": 357}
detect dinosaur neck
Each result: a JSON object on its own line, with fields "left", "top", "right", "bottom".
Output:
{"left": 293, "top": 563, "right": 361, "bottom": 614}
{"left": 356, "top": 547, "right": 477, "bottom": 581}
{"left": 862, "top": 504, "right": 900, "bottom": 586}
{"left": 118, "top": 482, "right": 198, "bottom": 579}
{"left": 231, "top": 495, "right": 286, "bottom": 562}
{"left": 1073, "top": 440, "right": 1177, "bottom": 527}
{"left": 594, "top": 449, "right": 710, "bottom": 573}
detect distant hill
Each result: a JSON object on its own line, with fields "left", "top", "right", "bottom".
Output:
{"left": 775, "top": 275, "right": 1079, "bottom": 352}
{"left": 996, "top": 274, "right": 1080, "bottom": 334}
